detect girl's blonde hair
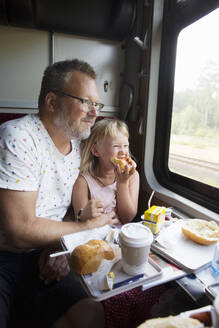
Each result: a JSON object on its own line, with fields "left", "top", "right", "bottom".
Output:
{"left": 80, "top": 118, "right": 129, "bottom": 175}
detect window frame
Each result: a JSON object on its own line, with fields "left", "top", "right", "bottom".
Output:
{"left": 153, "top": 0, "right": 219, "bottom": 214}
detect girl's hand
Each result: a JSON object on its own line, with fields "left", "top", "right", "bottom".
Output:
{"left": 114, "top": 159, "right": 137, "bottom": 183}
{"left": 80, "top": 198, "right": 104, "bottom": 221}
{"left": 90, "top": 211, "right": 118, "bottom": 228}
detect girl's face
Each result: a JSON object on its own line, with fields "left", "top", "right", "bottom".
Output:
{"left": 92, "top": 131, "right": 129, "bottom": 166}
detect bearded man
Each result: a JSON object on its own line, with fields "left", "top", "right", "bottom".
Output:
{"left": 0, "top": 59, "right": 117, "bottom": 328}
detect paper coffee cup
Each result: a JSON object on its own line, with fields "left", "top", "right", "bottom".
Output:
{"left": 119, "top": 223, "right": 153, "bottom": 275}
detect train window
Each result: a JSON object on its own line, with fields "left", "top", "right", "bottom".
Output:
{"left": 169, "top": 9, "right": 219, "bottom": 189}
{"left": 153, "top": 1, "right": 219, "bottom": 215}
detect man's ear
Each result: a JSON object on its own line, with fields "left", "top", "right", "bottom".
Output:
{"left": 91, "top": 144, "right": 99, "bottom": 157}
{"left": 45, "top": 92, "right": 56, "bottom": 112}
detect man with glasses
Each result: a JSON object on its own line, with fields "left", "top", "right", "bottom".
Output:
{"left": 0, "top": 59, "right": 117, "bottom": 328}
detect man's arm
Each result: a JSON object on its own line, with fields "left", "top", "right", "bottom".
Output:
{"left": 0, "top": 188, "right": 115, "bottom": 249}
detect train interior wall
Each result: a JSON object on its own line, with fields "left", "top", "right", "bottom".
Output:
{"left": 0, "top": 19, "right": 160, "bottom": 220}
{"left": 0, "top": 0, "right": 175, "bottom": 221}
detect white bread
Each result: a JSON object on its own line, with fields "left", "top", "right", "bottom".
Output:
{"left": 137, "top": 315, "right": 203, "bottom": 328}
{"left": 111, "top": 156, "right": 135, "bottom": 172}
{"left": 69, "top": 239, "right": 115, "bottom": 275}
{"left": 182, "top": 219, "right": 219, "bottom": 245}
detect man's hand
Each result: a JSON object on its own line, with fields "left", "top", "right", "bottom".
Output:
{"left": 38, "top": 248, "right": 70, "bottom": 285}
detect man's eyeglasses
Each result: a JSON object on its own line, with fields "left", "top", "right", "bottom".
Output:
{"left": 52, "top": 90, "right": 104, "bottom": 113}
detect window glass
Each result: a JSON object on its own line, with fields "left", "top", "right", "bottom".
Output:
{"left": 169, "top": 8, "right": 219, "bottom": 189}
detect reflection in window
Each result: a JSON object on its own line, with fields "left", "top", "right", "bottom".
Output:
{"left": 169, "top": 8, "right": 219, "bottom": 188}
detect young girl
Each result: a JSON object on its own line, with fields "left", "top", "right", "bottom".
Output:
{"left": 72, "top": 118, "right": 139, "bottom": 224}
{"left": 72, "top": 118, "right": 168, "bottom": 328}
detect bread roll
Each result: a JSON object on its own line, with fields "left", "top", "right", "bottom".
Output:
{"left": 69, "top": 239, "right": 115, "bottom": 275}
{"left": 137, "top": 315, "right": 203, "bottom": 328}
{"left": 111, "top": 156, "right": 135, "bottom": 172}
{"left": 182, "top": 219, "right": 219, "bottom": 245}
{"left": 190, "top": 311, "right": 212, "bottom": 327}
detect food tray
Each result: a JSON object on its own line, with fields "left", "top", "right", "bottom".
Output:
{"left": 79, "top": 257, "right": 162, "bottom": 301}
{"left": 151, "top": 219, "right": 216, "bottom": 273}
{"left": 61, "top": 225, "right": 163, "bottom": 301}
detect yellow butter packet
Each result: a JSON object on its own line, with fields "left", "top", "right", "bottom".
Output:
{"left": 106, "top": 271, "right": 115, "bottom": 290}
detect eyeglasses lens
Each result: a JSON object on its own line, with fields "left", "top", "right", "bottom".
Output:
{"left": 86, "top": 100, "right": 102, "bottom": 113}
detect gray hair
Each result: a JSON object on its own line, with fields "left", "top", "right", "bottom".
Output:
{"left": 38, "top": 59, "right": 96, "bottom": 108}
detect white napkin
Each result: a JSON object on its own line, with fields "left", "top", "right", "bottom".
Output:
{"left": 87, "top": 245, "right": 121, "bottom": 291}
{"left": 155, "top": 220, "right": 183, "bottom": 249}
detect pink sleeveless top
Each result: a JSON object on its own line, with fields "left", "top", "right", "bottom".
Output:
{"left": 81, "top": 173, "right": 118, "bottom": 217}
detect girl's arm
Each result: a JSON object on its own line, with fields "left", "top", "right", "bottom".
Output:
{"left": 72, "top": 175, "right": 90, "bottom": 219}
{"left": 116, "top": 170, "right": 140, "bottom": 224}
{"left": 72, "top": 175, "right": 104, "bottom": 221}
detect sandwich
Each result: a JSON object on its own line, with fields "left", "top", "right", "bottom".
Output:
{"left": 137, "top": 315, "right": 204, "bottom": 328}
{"left": 181, "top": 218, "right": 219, "bottom": 245}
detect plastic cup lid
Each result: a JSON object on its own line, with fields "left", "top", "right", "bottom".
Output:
{"left": 120, "top": 222, "right": 153, "bottom": 246}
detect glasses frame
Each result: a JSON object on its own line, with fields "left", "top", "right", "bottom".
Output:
{"left": 52, "top": 90, "right": 104, "bottom": 113}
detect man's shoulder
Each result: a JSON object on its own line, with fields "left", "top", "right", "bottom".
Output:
{"left": 0, "top": 114, "right": 40, "bottom": 137}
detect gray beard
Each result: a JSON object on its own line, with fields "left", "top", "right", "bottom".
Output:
{"left": 69, "top": 126, "right": 91, "bottom": 140}
{"left": 53, "top": 114, "right": 91, "bottom": 140}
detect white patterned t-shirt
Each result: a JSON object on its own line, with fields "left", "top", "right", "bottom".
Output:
{"left": 0, "top": 114, "right": 81, "bottom": 251}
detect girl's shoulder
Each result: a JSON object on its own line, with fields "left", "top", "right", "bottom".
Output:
{"left": 78, "top": 172, "right": 90, "bottom": 181}
{"left": 74, "top": 174, "right": 88, "bottom": 187}
{"left": 79, "top": 173, "right": 98, "bottom": 185}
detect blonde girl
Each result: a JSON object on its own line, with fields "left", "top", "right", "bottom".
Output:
{"left": 72, "top": 118, "right": 139, "bottom": 224}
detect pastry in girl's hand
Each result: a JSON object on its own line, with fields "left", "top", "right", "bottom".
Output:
{"left": 111, "top": 156, "right": 136, "bottom": 173}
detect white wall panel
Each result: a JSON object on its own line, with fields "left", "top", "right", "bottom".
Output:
{"left": 0, "top": 26, "right": 49, "bottom": 109}
{"left": 54, "top": 33, "right": 124, "bottom": 114}
{"left": 0, "top": 27, "right": 123, "bottom": 115}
